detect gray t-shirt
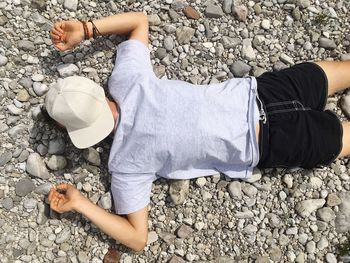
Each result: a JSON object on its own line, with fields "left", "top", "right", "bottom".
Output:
{"left": 108, "top": 40, "right": 260, "bottom": 214}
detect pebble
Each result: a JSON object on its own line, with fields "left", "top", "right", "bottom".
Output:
{"left": 319, "top": 38, "right": 337, "bottom": 50}
{"left": 57, "top": 64, "right": 79, "bottom": 77}
{"left": 0, "top": 54, "right": 8, "bottom": 66}
{"left": 15, "top": 178, "right": 35, "bottom": 197}
{"left": 326, "top": 253, "right": 337, "bottom": 263}
{"left": 241, "top": 39, "right": 256, "bottom": 61}
{"left": 242, "top": 183, "right": 258, "bottom": 198}
{"left": 48, "top": 138, "right": 66, "bottom": 155}
{"left": 230, "top": 61, "right": 251, "bottom": 77}
{"left": 63, "top": 0, "right": 78, "bottom": 11}
{"left": 335, "top": 192, "right": 350, "bottom": 233}
{"left": 228, "top": 181, "right": 242, "bottom": 199}
{"left": 205, "top": 4, "right": 224, "bottom": 18}
{"left": 147, "top": 231, "right": 158, "bottom": 245}
{"left": 233, "top": 4, "right": 248, "bottom": 22}
{"left": 98, "top": 192, "right": 112, "bottom": 210}
{"left": 34, "top": 182, "right": 53, "bottom": 195}
{"left": 0, "top": 151, "right": 12, "bottom": 166}
{"left": 33, "top": 82, "right": 49, "bottom": 96}
{"left": 83, "top": 147, "right": 101, "bottom": 166}
{"left": 195, "top": 177, "right": 206, "bottom": 188}
{"left": 297, "top": 199, "right": 326, "bottom": 219}
{"left": 148, "top": 14, "right": 161, "bottom": 26}
{"left": 46, "top": 155, "right": 67, "bottom": 171}
{"left": 176, "top": 26, "right": 195, "bottom": 44}
{"left": 26, "top": 153, "right": 51, "bottom": 179}
{"left": 261, "top": 19, "right": 271, "bottom": 30}
{"left": 222, "top": 0, "right": 232, "bottom": 14}
{"left": 31, "top": 74, "right": 44, "bottom": 82}
{"left": 164, "top": 36, "right": 174, "bottom": 51}
{"left": 23, "top": 198, "right": 37, "bottom": 210}
{"left": 18, "top": 40, "right": 35, "bottom": 51}
{"left": 55, "top": 228, "right": 71, "bottom": 244}
{"left": 183, "top": 6, "right": 200, "bottom": 20}
{"left": 169, "top": 180, "right": 190, "bottom": 205}
{"left": 2, "top": 197, "right": 14, "bottom": 210}
{"left": 16, "top": 89, "right": 30, "bottom": 102}
{"left": 327, "top": 193, "right": 342, "bottom": 207}
{"left": 341, "top": 95, "right": 350, "bottom": 118}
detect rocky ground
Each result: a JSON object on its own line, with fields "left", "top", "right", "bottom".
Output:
{"left": 1, "top": 0, "right": 350, "bottom": 262}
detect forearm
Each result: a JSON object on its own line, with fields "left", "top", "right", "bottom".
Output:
{"left": 88, "top": 12, "right": 148, "bottom": 38}
{"left": 75, "top": 196, "right": 146, "bottom": 252}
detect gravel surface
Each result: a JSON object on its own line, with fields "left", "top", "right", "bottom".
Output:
{"left": 1, "top": 0, "right": 350, "bottom": 262}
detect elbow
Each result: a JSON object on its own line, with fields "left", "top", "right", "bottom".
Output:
{"left": 138, "top": 12, "right": 149, "bottom": 27}
{"left": 133, "top": 237, "right": 147, "bottom": 253}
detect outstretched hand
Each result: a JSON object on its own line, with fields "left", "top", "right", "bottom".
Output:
{"left": 51, "top": 21, "right": 85, "bottom": 51}
{"left": 48, "top": 183, "right": 84, "bottom": 213}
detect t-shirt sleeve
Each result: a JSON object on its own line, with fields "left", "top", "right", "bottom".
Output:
{"left": 112, "top": 39, "right": 154, "bottom": 77}
{"left": 111, "top": 172, "right": 157, "bottom": 215}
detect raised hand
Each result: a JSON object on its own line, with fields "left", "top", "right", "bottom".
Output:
{"left": 48, "top": 183, "right": 84, "bottom": 213}
{"left": 51, "top": 21, "right": 85, "bottom": 51}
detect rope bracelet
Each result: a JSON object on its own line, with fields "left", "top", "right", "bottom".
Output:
{"left": 79, "top": 20, "right": 101, "bottom": 40}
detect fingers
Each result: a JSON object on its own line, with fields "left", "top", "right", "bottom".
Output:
{"left": 54, "top": 21, "right": 65, "bottom": 34}
{"left": 48, "top": 187, "right": 56, "bottom": 202}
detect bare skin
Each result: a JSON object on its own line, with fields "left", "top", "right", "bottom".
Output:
{"left": 315, "top": 61, "right": 350, "bottom": 158}
{"left": 47, "top": 11, "right": 350, "bottom": 253}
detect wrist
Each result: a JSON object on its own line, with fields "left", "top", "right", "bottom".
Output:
{"left": 73, "top": 194, "right": 89, "bottom": 213}
{"left": 87, "top": 21, "right": 93, "bottom": 39}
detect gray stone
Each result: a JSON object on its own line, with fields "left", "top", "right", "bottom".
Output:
{"left": 340, "top": 54, "right": 350, "bottom": 61}
{"left": 7, "top": 104, "right": 23, "bottom": 115}
{"left": 19, "top": 78, "right": 33, "bottom": 89}
{"left": 83, "top": 147, "right": 101, "bottom": 166}
{"left": 164, "top": 36, "right": 174, "bottom": 51}
{"left": 57, "top": 64, "right": 79, "bottom": 77}
{"left": 176, "top": 26, "right": 195, "bottom": 44}
{"left": 195, "top": 177, "right": 206, "bottom": 188}
{"left": 148, "top": 14, "right": 161, "bottom": 26}
{"left": 2, "top": 197, "right": 14, "bottom": 210}
{"left": 31, "top": 0, "right": 47, "bottom": 10}
{"left": 243, "top": 168, "right": 261, "bottom": 183}
{"left": 0, "top": 151, "right": 12, "bottom": 166}
{"left": 335, "top": 192, "right": 350, "bottom": 233}
{"left": 18, "top": 150, "right": 30, "bottom": 162}
{"left": 228, "top": 181, "right": 242, "bottom": 199}
{"left": 18, "top": 40, "right": 35, "bottom": 51}
{"left": 37, "top": 202, "right": 49, "bottom": 225}
{"left": 55, "top": 228, "right": 71, "bottom": 244}
{"left": 26, "top": 153, "right": 51, "bottom": 180}
{"left": 34, "top": 182, "right": 53, "bottom": 195}
{"left": 0, "top": 15, "right": 8, "bottom": 26}
{"left": 33, "top": 82, "right": 49, "bottom": 96}
{"left": 221, "top": 36, "right": 240, "bottom": 49}
{"left": 176, "top": 224, "right": 194, "bottom": 238}
{"left": 63, "top": 0, "right": 78, "bottom": 11}
{"left": 147, "top": 231, "right": 158, "bottom": 244}
{"left": 319, "top": 38, "right": 336, "bottom": 50}
{"left": 156, "top": 48, "right": 167, "bottom": 60}
{"left": 233, "top": 4, "right": 248, "bottom": 22}
{"left": 205, "top": 4, "right": 224, "bottom": 18}
{"left": 0, "top": 54, "right": 8, "bottom": 66}
{"left": 98, "top": 192, "right": 112, "bottom": 210}
{"left": 297, "top": 0, "right": 310, "bottom": 8}
{"left": 269, "top": 247, "right": 282, "bottom": 261}
{"left": 326, "top": 253, "right": 337, "bottom": 263}
{"left": 169, "top": 180, "right": 190, "bottom": 205}
{"left": 261, "top": 19, "right": 270, "bottom": 30}
{"left": 280, "top": 53, "right": 294, "bottom": 65}
{"left": 230, "top": 61, "right": 251, "bottom": 77}
{"left": 46, "top": 155, "right": 67, "bottom": 171}
{"left": 327, "top": 193, "right": 342, "bottom": 207}
{"left": 222, "top": 0, "right": 232, "bottom": 14}
{"left": 48, "top": 138, "right": 66, "bottom": 155}
{"left": 15, "top": 178, "right": 35, "bottom": 197}
{"left": 169, "top": 256, "right": 186, "bottom": 263}
{"left": 296, "top": 199, "right": 325, "bottom": 217}
{"left": 235, "top": 210, "right": 254, "bottom": 219}
{"left": 242, "top": 184, "right": 258, "bottom": 198}
{"left": 159, "top": 232, "right": 176, "bottom": 245}
{"left": 242, "top": 39, "right": 256, "bottom": 61}
{"left": 23, "top": 198, "right": 37, "bottom": 210}
{"left": 78, "top": 251, "right": 89, "bottom": 263}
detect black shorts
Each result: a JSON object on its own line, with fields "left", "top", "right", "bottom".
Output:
{"left": 256, "top": 62, "right": 343, "bottom": 169}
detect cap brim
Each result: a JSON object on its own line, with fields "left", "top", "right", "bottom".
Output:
{"left": 66, "top": 101, "right": 115, "bottom": 149}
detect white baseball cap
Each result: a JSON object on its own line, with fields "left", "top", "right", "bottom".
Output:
{"left": 45, "top": 76, "right": 115, "bottom": 149}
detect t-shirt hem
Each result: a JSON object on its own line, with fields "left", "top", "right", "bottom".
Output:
{"left": 116, "top": 199, "right": 149, "bottom": 215}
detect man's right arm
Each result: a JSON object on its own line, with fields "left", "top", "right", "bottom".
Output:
{"left": 51, "top": 12, "right": 149, "bottom": 51}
